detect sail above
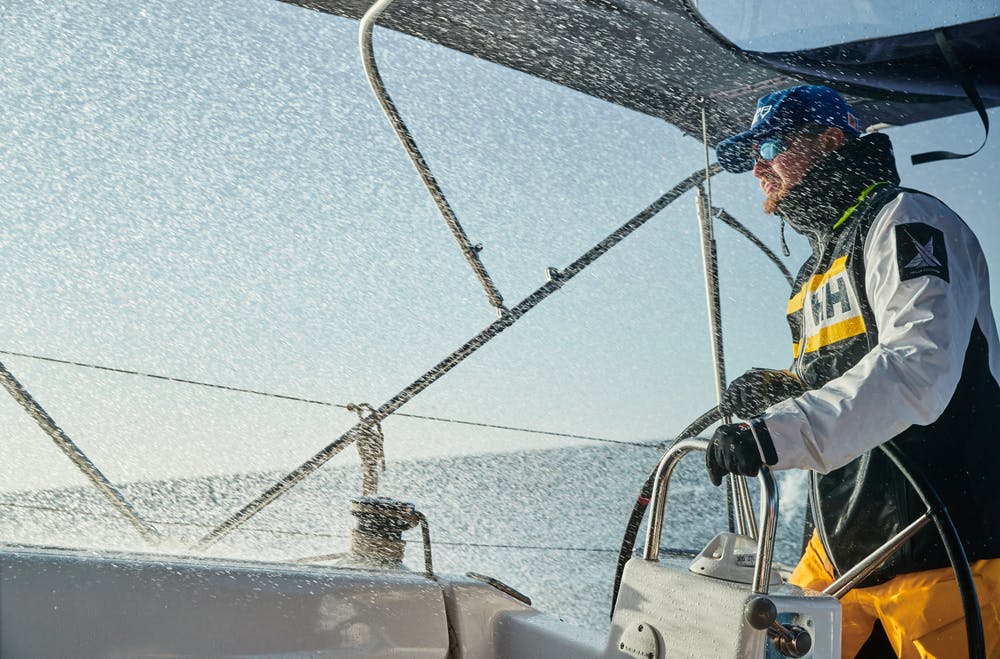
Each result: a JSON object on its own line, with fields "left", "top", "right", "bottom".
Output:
{"left": 281, "top": 0, "right": 999, "bottom": 145}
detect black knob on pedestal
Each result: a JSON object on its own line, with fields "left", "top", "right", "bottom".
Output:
{"left": 744, "top": 596, "right": 777, "bottom": 630}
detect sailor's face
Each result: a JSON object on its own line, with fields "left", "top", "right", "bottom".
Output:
{"left": 752, "top": 128, "right": 843, "bottom": 213}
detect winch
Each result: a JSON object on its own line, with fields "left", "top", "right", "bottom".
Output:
{"left": 339, "top": 496, "right": 434, "bottom": 576}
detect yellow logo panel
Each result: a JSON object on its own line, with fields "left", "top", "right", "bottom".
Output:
{"left": 788, "top": 256, "right": 866, "bottom": 355}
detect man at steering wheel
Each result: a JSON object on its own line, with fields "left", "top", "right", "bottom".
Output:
{"left": 705, "top": 84, "right": 1000, "bottom": 659}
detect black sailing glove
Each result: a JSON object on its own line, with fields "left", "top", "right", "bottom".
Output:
{"left": 722, "top": 368, "right": 805, "bottom": 419}
{"left": 705, "top": 419, "right": 778, "bottom": 486}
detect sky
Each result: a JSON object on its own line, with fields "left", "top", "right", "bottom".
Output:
{"left": 0, "top": 0, "right": 998, "bottom": 505}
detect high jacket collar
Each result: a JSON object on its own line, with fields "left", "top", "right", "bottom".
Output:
{"left": 776, "top": 132, "right": 901, "bottom": 239}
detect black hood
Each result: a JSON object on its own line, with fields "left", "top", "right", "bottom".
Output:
{"left": 777, "top": 132, "right": 901, "bottom": 238}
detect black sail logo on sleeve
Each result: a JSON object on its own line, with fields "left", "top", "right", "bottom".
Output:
{"left": 895, "top": 223, "right": 949, "bottom": 282}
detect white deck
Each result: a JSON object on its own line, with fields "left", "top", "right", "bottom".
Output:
{"left": 0, "top": 543, "right": 606, "bottom": 659}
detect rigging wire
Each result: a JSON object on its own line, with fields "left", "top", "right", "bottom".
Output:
{"left": 0, "top": 349, "right": 643, "bottom": 448}
{"left": 714, "top": 208, "right": 794, "bottom": 287}
{"left": 0, "top": 357, "right": 162, "bottom": 543}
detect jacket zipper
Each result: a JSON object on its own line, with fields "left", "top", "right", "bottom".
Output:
{"left": 798, "top": 241, "right": 841, "bottom": 577}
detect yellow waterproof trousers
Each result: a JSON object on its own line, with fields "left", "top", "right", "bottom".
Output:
{"left": 790, "top": 532, "right": 1000, "bottom": 658}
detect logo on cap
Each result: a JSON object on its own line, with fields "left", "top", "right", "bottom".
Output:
{"left": 752, "top": 105, "right": 773, "bottom": 127}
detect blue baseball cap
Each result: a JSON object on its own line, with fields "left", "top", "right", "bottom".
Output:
{"left": 716, "top": 85, "right": 862, "bottom": 173}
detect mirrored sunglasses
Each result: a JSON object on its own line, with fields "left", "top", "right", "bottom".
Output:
{"left": 754, "top": 128, "right": 826, "bottom": 165}
{"left": 756, "top": 135, "right": 790, "bottom": 162}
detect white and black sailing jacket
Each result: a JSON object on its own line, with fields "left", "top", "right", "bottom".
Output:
{"left": 757, "top": 134, "right": 1000, "bottom": 583}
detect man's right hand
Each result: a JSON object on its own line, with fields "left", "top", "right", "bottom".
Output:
{"left": 705, "top": 422, "right": 763, "bottom": 486}
{"left": 705, "top": 419, "right": 779, "bottom": 486}
{"left": 722, "top": 368, "right": 804, "bottom": 419}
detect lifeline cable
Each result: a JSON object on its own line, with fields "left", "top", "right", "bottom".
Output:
{"left": 0, "top": 499, "right": 637, "bottom": 556}
{"left": 0, "top": 348, "right": 637, "bottom": 447}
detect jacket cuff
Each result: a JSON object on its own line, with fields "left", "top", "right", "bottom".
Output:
{"left": 748, "top": 417, "right": 778, "bottom": 466}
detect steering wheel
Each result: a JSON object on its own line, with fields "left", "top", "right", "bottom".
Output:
{"left": 610, "top": 408, "right": 986, "bottom": 659}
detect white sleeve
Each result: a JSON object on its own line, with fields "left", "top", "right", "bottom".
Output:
{"left": 760, "top": 192, "right": 985, "bottom": 473}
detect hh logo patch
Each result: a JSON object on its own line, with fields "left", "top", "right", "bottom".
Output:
{"left": 895, "top": 223, "right": 949, "bottom": 283}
